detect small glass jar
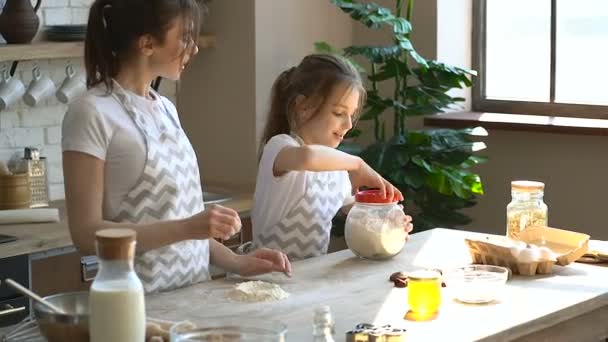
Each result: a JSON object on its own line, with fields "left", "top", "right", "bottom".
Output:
{"left": 406, "top": 269, "right": 442, "bottom": 321}
{"left": 344, "top": 190, "right": 406, "bottom": 260}
{"left": 506, "top": 181, "right": 548, "bottom": 239}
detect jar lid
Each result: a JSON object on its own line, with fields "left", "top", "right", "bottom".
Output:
{"left": 407, "top": 269, "right": 441, "bottom": 281}
{"left": 95, "top": 228, "right": 136, "bottom": 260}
{"left": 511, "top": 180, "right": 545, "bottom": 191}
{"left": 355, "top": 189, "right": 400, "bottom": 204}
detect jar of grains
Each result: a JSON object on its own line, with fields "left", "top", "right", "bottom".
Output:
{"left": 506, "top": 181, "right": 548, "bottom": 239}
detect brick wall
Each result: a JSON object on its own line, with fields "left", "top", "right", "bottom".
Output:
{"left": 0, "top": 0, "right": 177, "bottom": 200}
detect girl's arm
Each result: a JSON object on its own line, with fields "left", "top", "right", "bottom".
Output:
{"left": 63, "top": 151, "right": 241, "bottom": 255}
{"left": 273, "top": 144, "right": 362, "bottom": 176}
{"left": 274, "top": 145, "right": 403, "bottom": 201}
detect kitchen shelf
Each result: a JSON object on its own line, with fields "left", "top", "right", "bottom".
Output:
{"left": 0, "top": 34, "right": 217, "bottom": 63}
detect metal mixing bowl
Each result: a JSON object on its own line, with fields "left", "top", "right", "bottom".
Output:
{"left": 33, "top": 291, "right": 89, "bottom": 342}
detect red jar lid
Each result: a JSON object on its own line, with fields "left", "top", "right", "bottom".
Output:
{"left": 355, "top": 189, "right": 401, "bottom": 204}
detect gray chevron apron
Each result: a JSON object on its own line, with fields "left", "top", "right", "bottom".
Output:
{"left": 252, "top": 135, "right": 348, "bottom": 260}
{"left": 110, "top": 84, "right": 210, "bottom": 293}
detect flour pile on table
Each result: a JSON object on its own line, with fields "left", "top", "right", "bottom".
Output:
{"left": 227, "top": 280, "right": 290, "bottom": 302}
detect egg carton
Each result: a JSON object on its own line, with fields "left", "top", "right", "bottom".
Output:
{"left": 465, "top": 226, "right": 589, "bottom": 276}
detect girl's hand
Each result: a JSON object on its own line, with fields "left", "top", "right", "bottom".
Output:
{"left": 350, "top": 161, "right": 404, "bottom": 201}
{"left": 404, "top": 214, "right": 414, "bottom": 241}
{"left": 188, "top": 204, "right": 242, "bottom": 240}
{"left": 398, "top": 204, "right": 414, "bottom": 240}
{"left": 236, "top": 248, "right": 292, "bottom": 277}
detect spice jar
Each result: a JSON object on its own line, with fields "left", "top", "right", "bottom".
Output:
{"left": 344, "top": 190, "right": 406, "bottom": 260}
{"left": 506, "top": 181, "right": 548, "bottom": 239}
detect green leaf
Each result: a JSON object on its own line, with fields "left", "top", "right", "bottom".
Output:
{"left": 359, "top": 141, "right": 388, "bottom": 170}
{"left": 411, "top": 155, "right": 433, "bottom": 172}
{"left": 314, "top": 41, "right": 338, "bottom": 54}
{"left": 402, "top": 165, "right": 426, "bottom": 188}
{"left": 344, "top": 45, "right": 402, "bottom": 64}
{"left": 338, "top": 140, "right": 364, "bottom": 156}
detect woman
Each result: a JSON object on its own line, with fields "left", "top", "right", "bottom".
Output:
{"left": 62, "top": 0, "right": 291, "bottom": 293}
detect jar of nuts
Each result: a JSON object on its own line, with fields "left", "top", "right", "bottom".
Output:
{"left": 506, "top": 181, "right": 548, "bottom": 239}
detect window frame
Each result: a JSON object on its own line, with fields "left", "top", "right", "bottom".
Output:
{"left": 472, "top": 0, "right": 608, "bottom": 119}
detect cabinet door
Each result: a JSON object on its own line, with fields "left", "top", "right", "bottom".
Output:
{"left": 0, "top": 255, "right": 28, "bottom": 299}
{"left": 31, "top": 251, "right": 91, "bottom": 298}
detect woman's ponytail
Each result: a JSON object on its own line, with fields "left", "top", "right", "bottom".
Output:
{"left": 84, "top": 0, "right": 117, "bottom": 91}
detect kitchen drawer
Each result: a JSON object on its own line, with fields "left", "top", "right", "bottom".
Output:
{"left": 0, "top": 255, "right": 28, "bottom": 300}
{"left": 0, "top": 296, "right": 28, "bottom": 327}
{"left": 31, "top": 251, "right": 90, "bottom": 298}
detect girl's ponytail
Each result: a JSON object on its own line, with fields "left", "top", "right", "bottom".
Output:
{"left": 259, "top": 67, "right": 297, "bottom": 157}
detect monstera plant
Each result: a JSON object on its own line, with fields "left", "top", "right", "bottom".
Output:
{"left": 319, "top": 0, "right": 487, "bottom": 231}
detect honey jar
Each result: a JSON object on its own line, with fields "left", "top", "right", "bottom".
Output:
{"left": 405, "top": 269, "right": 441, "bottom": 321}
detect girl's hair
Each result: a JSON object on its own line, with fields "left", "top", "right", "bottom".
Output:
{"left": 85, "top": 0, "right": 203, "bottom": 90}
{"left": 260, "top": 54, "right": 366, "bottom": 154}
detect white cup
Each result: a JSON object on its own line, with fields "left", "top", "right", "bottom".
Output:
{"left": 56, "top": 65, "right": 86, "bottom": 104}
{"left": 23, "top": 67, "right": 56, "bottom": 107}
{"left": 0, "top": 70, "right": 26, "bottom": 111}
{"left": 0, "top": 70, "right": 25, "bottom": 111}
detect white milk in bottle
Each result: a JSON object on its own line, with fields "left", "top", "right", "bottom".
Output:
{"left": 89, "top": 228, "right": 145, "bottom": 342}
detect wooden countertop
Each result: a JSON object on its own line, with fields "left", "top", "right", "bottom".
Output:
{"left": 146, "top": 228, "right": 608, "bottom": 341}
{"left": 0, "top": 194, "right": 252, "bottom": 259}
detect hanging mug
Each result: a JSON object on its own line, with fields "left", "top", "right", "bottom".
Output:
{"left": 56, "top": 65, "right": 86, "bottom": 104}
{"left": 23, "top": 66, "right": 56, "bottom": 107}
{"left": 0, "top": 69, "right": 25, "bottom": 111}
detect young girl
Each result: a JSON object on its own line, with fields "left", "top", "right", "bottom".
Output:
{"left": 251, "top": 54, "right": 414, "bottom": 260}
{"left": 61, "top": 0, "right": 290, "bottom": 293}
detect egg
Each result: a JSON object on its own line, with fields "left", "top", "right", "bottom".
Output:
{"left": 538, "top": 246, "right": 556, "bottom": 261}
{"left": 510, "top": 245, "right": 525, "bottom": 259}
{"left": 517, "top": 246, "right": 541, "bottom": 263}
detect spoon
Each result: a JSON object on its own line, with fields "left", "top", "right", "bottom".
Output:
{"left": 4, "top": 278, "right": 65, "bottom": 314}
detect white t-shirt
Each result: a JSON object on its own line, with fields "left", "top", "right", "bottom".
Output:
{"left": 251, "top": 134, "right": 355, "bottom": 239}
{"left": 61, "top": 85, "right": 183, "bottom": 220}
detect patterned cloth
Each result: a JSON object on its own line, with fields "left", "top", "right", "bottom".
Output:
{"left": 110, "top": 84, "right": 210, "bottom": 293}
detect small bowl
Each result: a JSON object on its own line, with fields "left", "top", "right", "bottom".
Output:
{"left": 444, "top": 265, "right": 509, "bottom": 304}
{"left": 170, "top": 318, "right": 287, "bottom": 341}
{"left": 33, "top": 291, "right": 89, "bottom": 342}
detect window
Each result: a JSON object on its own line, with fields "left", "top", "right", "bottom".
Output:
{"left": 473, "top": 0, "right": 608, "bottom": 118}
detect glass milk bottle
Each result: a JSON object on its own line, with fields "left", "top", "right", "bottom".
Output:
{"left": 506, "top": 181, "right": 548, "bottom": 239}
{"left": 89, "top": 228, "right": 146, "bottom": 342}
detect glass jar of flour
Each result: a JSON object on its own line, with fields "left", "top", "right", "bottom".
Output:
{"left": 344, "top": 190, "right": 407, "bottom": 260}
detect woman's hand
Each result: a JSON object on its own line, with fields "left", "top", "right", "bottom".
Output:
{"left": 187, "top": 204, "right": 242, "bottom": 240}
{"left": 236, "top": 248, "right": 292, "bottom": 277}
{"left": 349, "top": 161, "right": 403, "bottom": 201}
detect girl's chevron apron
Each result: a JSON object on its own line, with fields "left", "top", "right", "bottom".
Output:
{"left": 253, "top": 135, "right": 347, "bottom": 260}
{"left": 110, "top": 83, "right": 210, "bottom": 293}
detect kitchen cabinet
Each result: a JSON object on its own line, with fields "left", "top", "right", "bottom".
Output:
{"left": 0, "top": 255, "right": 29, "bottom": 327}
{"left": 30, "top": 250, "right": 90, "bottom": 298}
